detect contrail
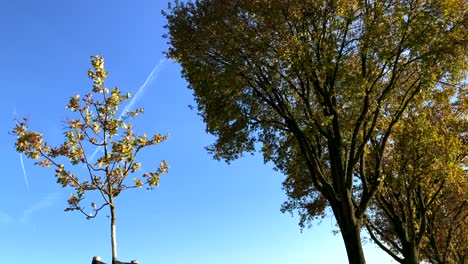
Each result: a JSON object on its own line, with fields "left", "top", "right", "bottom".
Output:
{"left": 120, "top": 58, "right": 167, "bottom": 119}
{"left": 20, "top": 192, "right": 59, "bottom": 223}
{"left": 13, "top": 106, "right": 31, "bottom": 192}
{"left": 89, "top": 147, "right": 101, "bottom": 164}
{"left": 19, "top": 154, "right": 30, "bottom": 192}
{"left": 88, "top": 58, "right": 168, "bottom": 162}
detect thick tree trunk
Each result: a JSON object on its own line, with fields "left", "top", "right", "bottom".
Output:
{"left": 332, "top": 194, "right": 366, "bottom": 264}
{"left": 402, "top": 242, "right": 419, "bottom": 264}
{"left": 110, "top": 201, "right": 118, "bottom": 264}
{"left": 340, "top": 222, "right": 366, "bottom": 264}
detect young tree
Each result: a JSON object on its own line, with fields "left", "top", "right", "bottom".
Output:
{"left": 163, "top": 1, "right": 467, "bottom": 263}
{"left": 13, "top": 56, "right": 169, "bottom": 264}
{"left": 363, "top": 86, "right": 467, "bottom": 264}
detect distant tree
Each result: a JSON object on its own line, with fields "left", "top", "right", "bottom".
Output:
{"left": 12, "top": 56, "right": 169, "bottom": 264}
{"left": 163, "top": 1, "right": 467, "bottom": 263}
{"left": 363, "top": 86, "right": 467, "bottom": 264}
{"left": 419, "top": 86, "right": 467, "bottom": 264}
{"left": 422, "top": 179, "right": 467, "bottom": 264}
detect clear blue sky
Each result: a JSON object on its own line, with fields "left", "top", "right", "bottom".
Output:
{"left": 0, "top": 1, "right": 395, "bottom": 263}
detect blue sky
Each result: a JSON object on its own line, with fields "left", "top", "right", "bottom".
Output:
{"left": 0, "top": 1, "right": 395, "bottom": 263}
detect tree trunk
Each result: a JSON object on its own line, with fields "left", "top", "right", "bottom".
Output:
{"left": 110, "top": 200, "right": 118, "bottom": 264}
{"left": 341, "top": 223, "right": 366, "bottom": 264}
{"left": 402, "top": 242, "right": 419, "bottom": 264}
{"left": 332, "top": 194, "right": 366, "bottom": 264}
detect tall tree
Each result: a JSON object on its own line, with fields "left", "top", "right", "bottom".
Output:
{"left": 418, "top": 85, "right": 467, "bottom": 264}
{"left": 422, "top": 179, "right": 467, "bottom": 264}
{"left": 363, "top": 86, "right": 467, "bottom": 264}
{"left": 164, "top": 0, "right": 467, "bottom": 263}
{"left": 12, "top": 56, "right": 169, "bottom": 264}
{"left": 421, "top": 179, "right": 468, "bottom": 264}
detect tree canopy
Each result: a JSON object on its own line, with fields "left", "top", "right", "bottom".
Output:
{"left": 363, "top": 86, "right": 467, "bottom": 264}
{"left": 164, "top": 0, "right": 467, "bottom": 263}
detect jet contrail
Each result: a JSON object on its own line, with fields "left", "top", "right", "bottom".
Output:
{"left": 120, "top": 58, "right": 168, "bottom": 119}
{"left": 19, "top": 154, "right": 30, "bottom": 192}
{"left": 89, "top": 147, "right": 101, "bottom": 164}
{"left": 88, "top": 58, "right": 168, "bottom": 162}
{"left": 20, "top": 192, "right": 59, "bottom": 223}
{"left": 13, "top": 106, "right": 31, "bottom": 192}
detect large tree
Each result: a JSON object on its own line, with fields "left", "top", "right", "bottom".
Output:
{"left": 363, "top": 86, "right": 467, "bottom": 264}
{"left": 416, "top": 85, "right": 467, "bottom": 264}
{"left": 422, "top": 178, "right": 467, "bottom": 264}
{"left": 163, "top": 0, "right": 467, "bottom": 263}
{"left": 13, "top": 56, "right": 169, "bottom": 264}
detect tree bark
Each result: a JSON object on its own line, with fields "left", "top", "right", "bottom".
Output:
{"left": 332, "top": 194, "right": 366, "bottom": 264}
{"left": 402, "top": 242, "right": 419, "bottom": 264}
{"left": 109, "top": 198, "right": 118, "bottom": 264}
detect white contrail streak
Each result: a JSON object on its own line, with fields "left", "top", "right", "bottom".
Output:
{"left": 20, "top": 192, "right": 59, "bottom": 223}
{"left": 19, "top": 154, "right": 30, "bottom": 192}
{"left": 89, "top": 147, "right": 101, "bottom": 164}
{"left": 13, "top": 106, "right": 30, "bottom": 192}
{"left": 119, "top": 58, "right": 168, "bottom": 119}
{"left": 88, "top": 58, "right": 168, "bottom": 162}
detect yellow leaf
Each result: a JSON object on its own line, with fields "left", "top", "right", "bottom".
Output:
{"left": 133, "top": 178, "right": 143, "bottom": 187}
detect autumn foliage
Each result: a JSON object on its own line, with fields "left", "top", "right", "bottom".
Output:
{"left": 12, "top": 55, "right": 168, "bottom": 263}
{"left": 164, "top": 0, "right": 467, "bottom": 263}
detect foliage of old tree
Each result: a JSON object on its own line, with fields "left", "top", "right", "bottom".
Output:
{"left": 13, "top": 56, "right": 169, "bottom": 264}
{"left": 423, "top": 176, "right": 467, "bottom": 264}
{"left": 164, "top": 1, "right": 467, "bottom": 263}
{"left": 363, "top": 86, "right": 467, "bottom": 264}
